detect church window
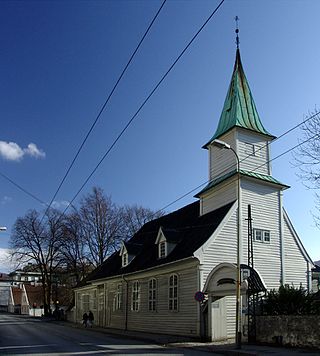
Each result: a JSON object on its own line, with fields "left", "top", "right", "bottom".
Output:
{"left": 263, "top": 230, "right": 271, "bottom": 242}
{"left": 116, "top": 284, "right": 122, "bottom": 310}
{"left": 122, "top": 252, "right": 128, "bottom": 267}
{"left": 168, "top": 274, "right": 178, "bottom": 311}
{"left": 82, "top": 294, "right": 89, "bottom": 312}
{"left": 245, "top": 143, "right": 255, "bottom": 156}
{"left": 148, "top": 278, "right": 157, "bottom": 311}
{"left": 254, "top": 229, "right": 270, "bottom": 243}
{"left": 131, "top": 281, "right": 140, "bottom": 311}
{"left": 159, "top": 241, "right": 166, "bottom": 258}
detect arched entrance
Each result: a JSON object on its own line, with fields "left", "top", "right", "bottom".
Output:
{"left": 203, "top": 262, "right": 266, "bottom": 342}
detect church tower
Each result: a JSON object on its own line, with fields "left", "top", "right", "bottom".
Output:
{"left": 196, "top": 31, "right": 295, "bottom": 288}
{"left": 197, "top": 47, "right": 288, "bottom": 216}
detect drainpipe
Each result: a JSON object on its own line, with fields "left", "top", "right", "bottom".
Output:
{"left": 279, "top": 191, "right": 285, "bottom": 285}
{"left": 122, "top": 275, "right": 129, "bottom": 331}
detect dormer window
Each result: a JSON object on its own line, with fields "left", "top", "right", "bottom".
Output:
{"left": 119, "top": 241, "right": 142, "bottom": 267}
{"left": 122, "top": 252, "right": 128, "bottom": 267}
{"left": 155, "top": 227, "right": 179, "bottom": 259}
{"left": 159, "top": 241, "right": 166, "bottom": 259}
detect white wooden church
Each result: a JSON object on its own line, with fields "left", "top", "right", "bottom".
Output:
{"left": 74, "top": 47, "right": 313, "bottom": 342}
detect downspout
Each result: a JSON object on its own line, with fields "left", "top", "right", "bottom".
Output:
{"left": 122, "top": 275, "right": 129, "bottom": 331}
{"left": 279, "top": 191, "right": 285, "bottom": 285}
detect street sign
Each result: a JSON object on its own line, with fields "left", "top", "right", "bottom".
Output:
{"left": 194, "top": 291, "right": 205, "bottom": 302}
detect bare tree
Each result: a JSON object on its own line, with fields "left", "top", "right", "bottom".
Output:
{"left": 120, "top": 204, "right": 164, "bottom": 240}
{"left": 10, "top": 209, "right": 65, "bottom": 316}
{"left": 60, "top": 210, "right": 90, "bottom": 285}
{"left": 79, "top": 187, "right": 122, "bottom": 266}
{"left": 294, "top": 110, "right": 320, "bottom": 223}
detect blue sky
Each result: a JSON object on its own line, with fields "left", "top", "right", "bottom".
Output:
{"left": 0, "top": 0, "right": 319, "bottom": 271}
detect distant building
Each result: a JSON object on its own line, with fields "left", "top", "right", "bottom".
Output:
{"left": 0, "top": 273, "right": 13, "bottom": 312}
{"left": 74, "top": 47, "right": 313, "bottom": 342}
{"left": 9, "top": 269, "right": 42, "bottom": 286}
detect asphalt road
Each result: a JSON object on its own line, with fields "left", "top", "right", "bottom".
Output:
{"left": 0, "top": 313, "right": 210, "bottom": 356}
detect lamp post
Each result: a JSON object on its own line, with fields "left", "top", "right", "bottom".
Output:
{"left": 212, "top": 139, "right": 241, "bottom": 349}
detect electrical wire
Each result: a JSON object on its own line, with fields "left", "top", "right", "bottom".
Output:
{"left": 153, "top": 131, "right": 320, "bottom": 216}
{"left": 57, "top": 0, "right": 226, "bottom": 219}
{"left": 209, "top": 110, "right": 320, "bottom": 178}
{"left": 0, "top": 171, "right": 48, "bottom": 207}
{"left": 40, "top": 0, "right": 168, "bottom": 223}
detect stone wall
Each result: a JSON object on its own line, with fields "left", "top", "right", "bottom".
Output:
{"left": 256, "top": 315, "right": 320, "bottom": 349}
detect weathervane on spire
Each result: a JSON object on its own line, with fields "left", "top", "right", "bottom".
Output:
{"left": 235, "top": 16, "right": 240, "bottom": 49}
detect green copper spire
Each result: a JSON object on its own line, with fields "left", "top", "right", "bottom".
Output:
{"left": 203, "top": 49, "right": 274, "bottom": 148}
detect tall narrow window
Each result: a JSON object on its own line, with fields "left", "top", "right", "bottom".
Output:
{"left": 131, "top": 281, "right": 140, "bottom": 311}
{"left": 116, "top": 284, "right": 122, "bottom": 310}
{"left": 91, "top": 289, "right": 97, "bottom": 310}
{"left": 122, "top": 252, "right": 128, "bottom": 267}
{"left": 168, "top": 274, "right": 178, "bottom": 311}
{"left": 148, "top": 278, "right": 157, "bottom": 311}
{"left": 82, "top": 294, "right": 89, "bottom": 312}
{"left": 159, "top": 241, "right": 166, "bottom": 258}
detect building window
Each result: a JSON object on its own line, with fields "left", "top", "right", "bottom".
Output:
{"left": 131, "top": 281, "right": 140, "bottom": 311}
{"left": 168, "top": 274, "right": 178, "bottom": 311}
{"left": 245, "top": 143, "right": 255, "bottom": 156}
{"left": 159, "top": 241, "right": 166, "bottom": 258}
{"left": 263, "top": 230, "right": 270, "bottom": 242}
{"left": 116, "top": 284, "right": 122, "bottom": 310}
{"left": 82, "top": 294, "right": 89, "bottom": 312}
{"left": 148, "top": 278, "right": 157, "bottom": 311}
{"left": 90, "top": 290, "right": 97, "bottom": 310}
{"left": 254, "top": 229, "right": 270, "bottom": 243}
{"left": 122, "top": 252, "right": 128, "bottom": 267}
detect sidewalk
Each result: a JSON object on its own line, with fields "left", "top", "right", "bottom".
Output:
{"left": 58, "top": 320, "right": 320, "bottom": 355}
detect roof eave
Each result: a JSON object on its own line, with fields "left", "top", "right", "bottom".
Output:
{"left": 202, "top": 126, "right": 276, "bottom": 150}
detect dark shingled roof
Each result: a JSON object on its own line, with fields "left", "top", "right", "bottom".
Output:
{"left": 85, "top": 200, "right": 234, "bottom": 283}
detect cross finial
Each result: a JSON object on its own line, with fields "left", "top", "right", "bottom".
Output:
{"left": 235, "top": 16, "right": 240, "bottom": 49}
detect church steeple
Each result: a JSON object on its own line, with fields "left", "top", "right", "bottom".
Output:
{"left": 203, "top": 48, "right": 275, "bottom": 149}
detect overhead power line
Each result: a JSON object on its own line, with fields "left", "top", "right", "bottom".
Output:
{"left": 59, "top": 0, "right": 226, "bottom": 218}
{"left": 0, "top": 171, "right": 48, "bottom": 207}
{"left": 40, "top": 0, "right": 168, "bottom": 222}
{"left": 155, "top": 130, "right": 319, "bottom": 216}
{"left": 0, "top": 106, "right": 315, "bottom": 213}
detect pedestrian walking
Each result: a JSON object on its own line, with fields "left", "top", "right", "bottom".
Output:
{"left": 88, "top": 311, "right": 94, "bottom": 328}
{"left": 82, "top": 312, "right": 88, "bottom": 328}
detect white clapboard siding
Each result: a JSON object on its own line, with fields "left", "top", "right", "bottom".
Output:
{"left": 237, "top": 130, "right": 270, "bottom": 176}
{"left": 126, "top": 264, "right": 199, "bottom": 336}
{"left": 200, "top": 210, "right": 237, "bottom": 288}
{"left": 241, "top": 179, "right": 281, "bottom": 290}
{"left": 77, "top": 260, "right": 200, "bottom": 337}
{"left": 209, "top": 131, "right": 237, "bottom": 180}
{"left": 201, "top": 177, "right": 237, "bottom": 215}
{"left": 283, "top": 213, "right": 309, "bottom": 288}
{"left": 106, "top": 281, "right": 126, "bottom": 329}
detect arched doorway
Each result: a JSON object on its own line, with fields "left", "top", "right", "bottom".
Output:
{"left": 203, "top": 262, "right": 266, "bottom": 342}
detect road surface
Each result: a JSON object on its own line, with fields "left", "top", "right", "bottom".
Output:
{"left": 0, "top": 313, "right": 210, "bottom": 356}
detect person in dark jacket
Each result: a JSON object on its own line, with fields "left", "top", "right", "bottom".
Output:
{"left": 88, "top": 311, "right": 94, "bottom": 327}
{"left": 82, "top": 312, "right": 88, "bottom": 327}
